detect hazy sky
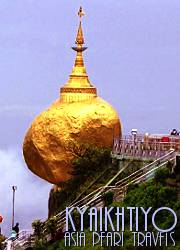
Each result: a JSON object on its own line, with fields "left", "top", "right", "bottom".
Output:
{"left": 0, "top": 0, "right": 180, "bottom": 235}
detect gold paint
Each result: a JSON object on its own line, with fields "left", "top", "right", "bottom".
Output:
{"left": 23, "top": 8, "right": 122, "bottom": 184}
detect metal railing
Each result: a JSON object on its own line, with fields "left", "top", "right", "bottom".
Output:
{"left": 115, "top": 150, "right": 175, "bottom": 187}
{"left": 47, "top": 150, "right": 176, "bottom": 231}
{"left": 3, "top": 230, "right": 33, "bottom": 250}
{"left": 80, "top": 150, "right": 176, "bottom": 207}
{"left": 113, "top": 137, "right": 179, "bottom": 158}
{"left": 11, "top": 150, "right": 176, "bottom": 249}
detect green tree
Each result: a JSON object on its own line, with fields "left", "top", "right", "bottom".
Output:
{"left": 32, "top": 219, "right": 44, "bottom": 240}
{"left": 45, "top": 217, "right": 58, "bottom": 240}
{"left": 102, "top": 191, "right": 114, "bottom": 206}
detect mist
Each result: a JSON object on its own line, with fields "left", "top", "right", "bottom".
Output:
{"left": 0, "top": 148, "right": 52, "bottom": 236}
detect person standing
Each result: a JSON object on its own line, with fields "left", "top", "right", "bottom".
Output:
{"left": 13, "top": 223, "right": 19, "bottom": 237}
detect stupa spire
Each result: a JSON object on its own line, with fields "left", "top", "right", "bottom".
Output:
{"left": 72, "top": 7, "right": 87, "bottom": 67}
{"left": 60, "top": 7, "right": 97, "bottom": 103}
{"left": 75, "top": 21, "right": 84, "bottom": 45}
{"left": 75, "top": 6, "right": 85, "bottom": 45}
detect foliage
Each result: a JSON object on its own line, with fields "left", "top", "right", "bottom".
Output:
{"left": 32, "top": 219, "right": 44, "bottom": 240}
{"left": 45, "top": 217, "right": 58, "bottom": 239}
{"left": 154, "top": 167, "right": 172, "bottom": 185}
{"left": 33, "top": 239, "right": 47, "bottom": 250}
{"left": 0, "top": 234, "right": 6, "bottom": 250}
{"left": 49, "top": 144, "right": 114, "bottom": 215}
{"left": 34, "top": 159, "right": 180, "bottom": 250}
{"left": 102, "top": 191, "right": 114, "bottom": 206}
{"left": 118, "top": 160, "right": 145, "bottom": 180}
{"left": 111, "top": 169, "right": 180, "bottom": 249}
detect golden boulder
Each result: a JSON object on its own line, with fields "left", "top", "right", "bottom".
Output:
{"left": 23, "top": 11, "right": 122, "bottom": 184}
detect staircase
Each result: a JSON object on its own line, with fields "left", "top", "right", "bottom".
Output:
{"left": 3, "top": 230, "right": 33, "bottom": 250}
{"left": 8, "top": 150, "right": 176, "bottom": 250}
{"left": 49, "top": 150, "right": 176, "bottom": 232}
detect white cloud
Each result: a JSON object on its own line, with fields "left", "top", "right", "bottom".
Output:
{"left": 0, "top": 148, "right": 52, "bottom": 236}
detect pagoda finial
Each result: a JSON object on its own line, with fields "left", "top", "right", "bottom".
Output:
{"left": 78, "top": 6, "right": 85, "bottom": 19}
{"left": 72, "top": 7, "right": 87, "bottom": 51}
{"left": 76, "top": 20, "right": 84, "bottom": 45}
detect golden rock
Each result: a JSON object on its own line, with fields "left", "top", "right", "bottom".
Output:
{"left": 23, "top": 8, "right": 122, "bottom": 184}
